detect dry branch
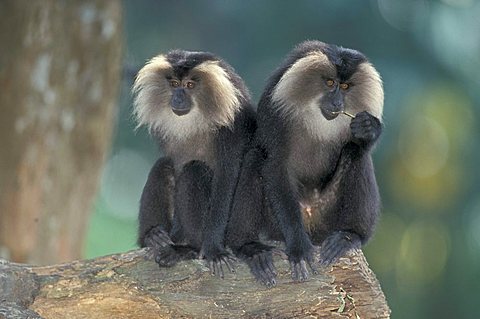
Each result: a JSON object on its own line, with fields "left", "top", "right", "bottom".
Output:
{"left": 0, "top": 245, "right": 390, "bottom": 319}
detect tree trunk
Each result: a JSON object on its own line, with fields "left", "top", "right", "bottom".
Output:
{"left": 0, "top": 246, "right": 390, "bottom": 319}
{"left": 0, "top": 0, "right": 122, "bottom": 264}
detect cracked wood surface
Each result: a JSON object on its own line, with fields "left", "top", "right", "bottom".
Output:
{"left": 0, "top": 247, "right": 390, "bottom": 318}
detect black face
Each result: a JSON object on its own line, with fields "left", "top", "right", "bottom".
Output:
{"left": 165, "top": 50, "right": 216, "bottom": 116}
{"left": 318, "top": 45, "right": 366, "bottom": 121}
{"left": 167, "top": 78, "right": 195, "bottom": 116}
{"left": 169, "top": 83, "right": 193, "bottom": 116}
{"left": 171, "top": 89, "right": 189, "bottom": 115}
{"left": 319, "top": 79, "right": 350, "bottom": 120}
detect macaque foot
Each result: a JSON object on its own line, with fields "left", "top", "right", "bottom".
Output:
{"left": 236, "top": 242, "right": 277, "bottom": 287}
{"left": 289, "top": 257, "right": 318, "bottom": 282}
{"left": 144, "top": 225, "right": 174, "bottom": 249}
{"left": 200, "top": 244, "right": 236, "bottom": 279}
{"left": 286, "top": 239, "right": 318, "bottom": 282}
{"left": 318, "top": 231, "right": 361, "bottom": 266}
{"left": 206, "top": 253, "right": 236, "bottom": 279}
{"left": 154, "top": 244, "right": 198, "bottom": 267}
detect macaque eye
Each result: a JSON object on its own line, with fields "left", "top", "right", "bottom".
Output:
{"left": 340, "top": 83, "right": 349, "bottom": 90}
{"left": 170, "top": 80, "right": 180, "bottom": 88}
{"left": 326, "top": 79, "right": 335, "bottom": 87}
{"left": 186, "top": 81, "right": 195, "bottom": 89}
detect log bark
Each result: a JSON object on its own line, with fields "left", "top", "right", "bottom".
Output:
{"left": 0, "top": 0, "right": 122, "bottom": 264}
{"left": 0, "top": 246, "right": 390, "bottom": 319}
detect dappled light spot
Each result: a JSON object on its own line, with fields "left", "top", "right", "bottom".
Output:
{"left": 390, "top": 163, "right": 461, "bottom": 211}
{"left": 388, "top": 85, "right": 474, "bottom": 212}
{"left": 365, "top": 212, "right": 406, "bottom": 274}
{"left": 421, "top": 86, "right": 475, "bottom": 155}
{"left": 396, "top": 220, "right": 450, "bottom": 290}
{"left": 377, "top": 0, "right": 429, "bottom": 32}
{"left": 430, "top": 2, "right": 480, "bottom": 86}
{"left": 398, "top": 116, "right": 448, "bottom": 178}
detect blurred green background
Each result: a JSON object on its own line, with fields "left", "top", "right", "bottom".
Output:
{"left": 84, "top": 1, "right": 480, "bottom": 318}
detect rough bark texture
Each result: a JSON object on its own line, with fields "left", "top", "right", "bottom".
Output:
{"left": 0, "top": 0, "right": 122, "bottom": 264}
{"left": 0, "top": 246, "right": 390, "bottom": 319}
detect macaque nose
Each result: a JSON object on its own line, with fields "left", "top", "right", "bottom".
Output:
{"left": 171, "top": 88, "right": 187, "bottom": 109}
{"left": 170, "top": 88, "right": 191, "bottom": 116}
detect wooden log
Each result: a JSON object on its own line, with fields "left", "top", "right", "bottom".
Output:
{"left": 0, "top": 246, "right": 390, "bottom": 318}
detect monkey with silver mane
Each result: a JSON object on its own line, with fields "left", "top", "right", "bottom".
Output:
{"left": 230, "top": 41, "right": 384, "bottom": 286}
{"left": 133, "top": 50, "right": 269, "bottom": 278}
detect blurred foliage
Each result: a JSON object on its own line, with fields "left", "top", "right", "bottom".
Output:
{"left": 85, "top": 1, "right": 480, "bottom": 318}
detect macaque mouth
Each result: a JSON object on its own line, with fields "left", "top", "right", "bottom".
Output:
{"left": 171, "top": 107, "right": 191, "bottom": 116}
{"left": 320, "top": 107, "right": 340, "bottom": 121}
{"left": 320, "top": 109, "right": 356, "bottom": 121}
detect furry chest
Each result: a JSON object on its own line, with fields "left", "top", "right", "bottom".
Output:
{"left": 164, "top": 134, "right": 216, "bottom": 170}
{"left": 286, "top": 116, "right": 348, "bottom": 182}
{"left": 287, "top": 135, "right": 341, "bottom": 184}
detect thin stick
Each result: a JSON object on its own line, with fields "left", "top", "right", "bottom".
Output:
{"left": 332, "top": 111, "right": 356, "bottom": 118}
{"left": 342, "top": 111, "right": 355, "bottom": 119}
